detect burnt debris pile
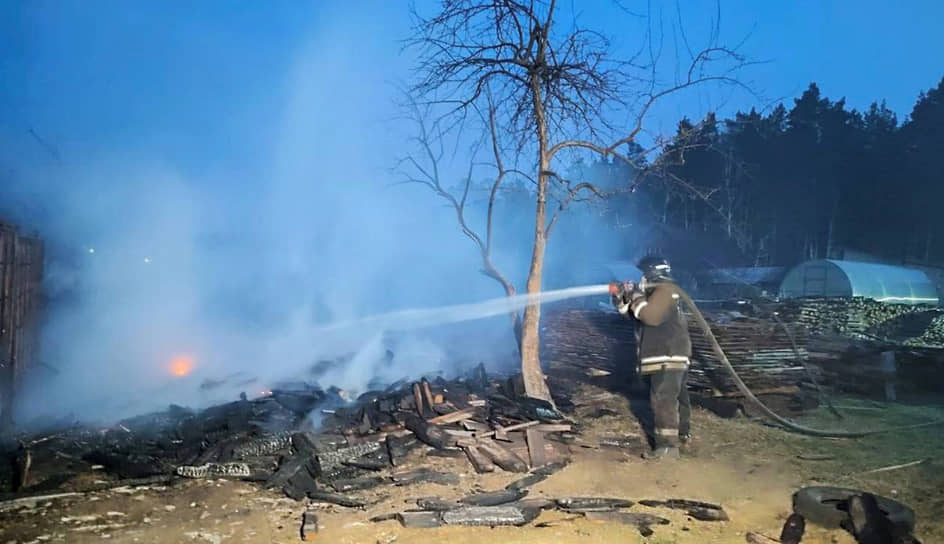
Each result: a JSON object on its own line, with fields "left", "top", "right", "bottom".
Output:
{"left": 1, "top": 364, "right": 579, "bottom": 506}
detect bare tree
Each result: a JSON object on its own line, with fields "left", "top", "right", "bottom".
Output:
{"left": 403, "top": 0, "right": 753, "bottom": 404}
{"left": 397, "top": 96, "right": 525, "bottom": 346}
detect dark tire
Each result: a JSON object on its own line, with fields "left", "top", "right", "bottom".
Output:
{"left": 792, "top": 486, "right": 915, "bottom": 532}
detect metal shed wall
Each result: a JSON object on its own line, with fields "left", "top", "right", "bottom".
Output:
{"left": 779, "top": 259, "right": 939, "bottom": 305}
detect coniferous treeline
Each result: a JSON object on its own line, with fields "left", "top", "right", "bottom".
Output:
{"left": 583, "top": 77, "right": 944, "bottom": 267}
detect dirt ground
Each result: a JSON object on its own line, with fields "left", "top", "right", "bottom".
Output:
{"left": 1, "top": 384, "right": 942, "bottom": 544}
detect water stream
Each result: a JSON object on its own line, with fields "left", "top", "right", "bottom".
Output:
{"left": 314, "top": 283, "right": 612, "bottom": 333}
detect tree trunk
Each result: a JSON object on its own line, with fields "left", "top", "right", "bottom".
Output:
{"left": 520, "top": 224, "right": 551, "bottom": 404}
{"left": 519, "top": 66, "right": 554, "bottom": 406}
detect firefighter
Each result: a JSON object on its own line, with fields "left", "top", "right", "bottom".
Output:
{"left": 611, "top": 255, "right": 692, "bottom": 459}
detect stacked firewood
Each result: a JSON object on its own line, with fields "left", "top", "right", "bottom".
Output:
{"left": 778, "top": 297, "right": 936, "bottom": 339}
{"left": 541, "top": 308, "right": 812, "bottom": 399}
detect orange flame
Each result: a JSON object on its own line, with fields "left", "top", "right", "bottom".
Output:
{"left": 168, "top": 355, "right": 195, "bottom": 377}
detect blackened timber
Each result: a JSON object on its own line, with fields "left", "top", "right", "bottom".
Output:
{"left": 476, "top": 440, "right": 529, "bottom": 473}
{"left": 412, "top": 383, "right": 425, "bottom": 417}
{"left": 525, "top": 429, "right": 547, "bottom": 468}
{"left": 385, "top": 434, "right": 419, "bottom": 466}
{"left": 462, "top": 445, "right": 495, "bottom": 473}
{"left": 460, "top": 488, "right": 527, "bottom": 506}
{"left": 283, "top": 471, "right": 318, "bottom": 501}
{"left": 311, "top": 441, "right": 383, "bottom": 474}
{"left": 391, "top": 469, "right": 459, "bottom": 486}
{"left": 441, "top": 505, "right": 539, "bottom": 527}
{"left": 638, "top": 498, "right": 724, "bottom": 511}
{"left": 266, "top": 454, "right": 313, "bottom": 490}
{"left": 328, "top": 476, "right": 387, "bottom": 493}
{"left": 404, "top": 414, "right": 453, "bottom": 449}
{"left": 505, "top": 472, "right": 549, "bottom": 491}
{"left": 421, "top": 379, "right": 436, "bottom": 413}
{"left": 416, "top": 497, "right": 462, "bottom": 511}
{"left": 556, "top": 497, "right": 635, "bottom": 511}
{"left": 397, "top": 510, "right": 444, "bottom": 528}
{"left": 306, "top": 489, "right": 366, "bottom": 508}
{"left": 427, "top": 408, "right": 477, "bottom": 425}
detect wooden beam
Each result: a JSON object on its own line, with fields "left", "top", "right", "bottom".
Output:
{"left": 427, "top": 407, "right": 476, "bottom": 425}
{"left": 525, "top": 429, "right": 547, "bottom": 468}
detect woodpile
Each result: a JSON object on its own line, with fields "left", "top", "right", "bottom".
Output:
{"left": 541, "top": 308, "right": 815, "bottom": 411}
{"left": 778, "top": 297, "right": 938, "bottom": 341}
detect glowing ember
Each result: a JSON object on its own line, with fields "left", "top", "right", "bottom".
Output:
{"left": 169, "top": 355, "right": 195, "bottom": 377}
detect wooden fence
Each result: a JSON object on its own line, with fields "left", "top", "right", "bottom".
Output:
{"left": 0, "top": 220, "right": 44, "bottom": 426}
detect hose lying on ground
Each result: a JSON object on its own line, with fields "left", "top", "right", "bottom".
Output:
{"left": 676, "top": 286, "right": 944, "bottom": 438}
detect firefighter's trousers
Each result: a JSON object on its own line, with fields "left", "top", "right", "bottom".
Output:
{"left": 649, "top": 369, "right": 691, "bottom": 448}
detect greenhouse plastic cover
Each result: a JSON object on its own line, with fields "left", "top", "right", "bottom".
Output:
{"left": 781, "top": 259, "right": 939, "bottom": 304}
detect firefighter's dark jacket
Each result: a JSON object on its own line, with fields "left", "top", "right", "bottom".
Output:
{"left": 617, "top": 281, "right": 692, "bottom": 374}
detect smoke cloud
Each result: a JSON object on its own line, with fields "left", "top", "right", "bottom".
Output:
{"left": 0, "top": 3, "right": 646, "bottom": 427}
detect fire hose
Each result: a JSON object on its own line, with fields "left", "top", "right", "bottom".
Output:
{"left": 615, "top": 281, "right": 944, "bottom": 438}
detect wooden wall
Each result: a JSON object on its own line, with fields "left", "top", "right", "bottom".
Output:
{"left": 0, "top": 220, "right": 44, "bottom": 426}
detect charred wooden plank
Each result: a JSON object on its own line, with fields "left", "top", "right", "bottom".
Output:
{"left": 428, "top": 408, "right": 477, "bottom": 425}
{"left": 306, "top": 489, "right": 366, "bottom": 508}
{"left": 460, "top": 489, "right": 528, "bottom": 507}
{"left": 385, "top": 434, "right": 419, "bottom": 466}
{"left": 531, "top": 424, "right": 573, "bottom": 433}
{"left": 461, "top": 419, "right": 490, "bottom": 432}
{"left": 267, "top": 455, "right": 314, "bottom": 490}
{"left": 413, "top": 383, "right": 425, "bottom": 416}
{"left": 416, "top": 497, "right": 462, "bottom": 511}
{"left": 391, "top": 469, "right": 460, "bottom": 486}
{"left": 512, "top": 498, "right": 556, "bottom": 511}
{"left": 404, "top": 414, "right": 454, "bottom": 449}
{"left": 282, "top": 471, "right": 318, "bottom": 501}
{"left": 397, "top": 510, "right": 443, "bottom": 528}
{"left": 505, "top": 472, "right": 549, "bottom": 491}
{"left": 477, "top": 440, "right": 529, "bottom": 473}
{"left": 534, "top": 459, "right": 570, "bottom": 475}
{"left": 328, "top": 476, "right": 387, "bottom": 493}
{"left": 421, "top": 379, "right": 436, "bottom": 412}
{"left": 312, "top": 441, "right": 383, "bottom": 474}
{"left": 475, "top": 420, "right": 540, "bottom": 439}
{"left": 639, "top": 498, "right": 724, "bottom": 511}
{"left": 425, "top": 447, "right": 465, "bottom": 459}
{"left": 341, "top": 458, "right": 387, "bottom": 471}
{"left": 556, "top": 497, "right": 634, "bottom": 512}
{"left": 688, "top": 506, "right": 729, "bottom": 521}
{"left": 231, "top": 433, "right": 292, "bottom": 459}
{"left": 175, "top": 462, "right": 252, "bottom": 479}
{"left": 441, "top": 505, "right": 539, "bottom": 527}
{"left": 525, "top": 429, "right": 547, "bottom": 468}
{"left": 463, "top": 445, "right": 495, "bottom": 473}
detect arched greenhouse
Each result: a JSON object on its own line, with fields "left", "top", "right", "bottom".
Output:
{"left": 779, "top": 259, "right": 939, "bottom": 305}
